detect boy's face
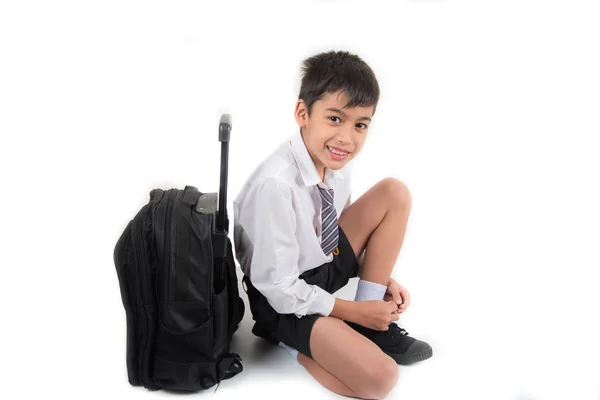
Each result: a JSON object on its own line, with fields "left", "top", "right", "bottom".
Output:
{"left": 294, "top": 90, "right": 374, "bottom": 181}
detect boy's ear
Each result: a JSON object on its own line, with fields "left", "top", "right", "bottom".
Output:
{"left": 294, "top": 99, "right": 308, "bottom": 128}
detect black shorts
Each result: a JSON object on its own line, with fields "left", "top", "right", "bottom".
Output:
{"left": 242, "top": 225, "right": 360, "bottom": 359}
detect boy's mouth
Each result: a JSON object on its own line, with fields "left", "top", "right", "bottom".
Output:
{"left": 326, "top": 145, "right": 349, "bottom": 160}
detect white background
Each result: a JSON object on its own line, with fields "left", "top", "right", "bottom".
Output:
{"left": 1, "top": 0, "right": 599, "bottom": 399}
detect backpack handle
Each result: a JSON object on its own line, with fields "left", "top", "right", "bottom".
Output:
{"left": 217, "top": 114, "right": 231, "bottom": 233}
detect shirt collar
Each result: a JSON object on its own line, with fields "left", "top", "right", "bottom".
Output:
{"left": 289, "top": 129, "right": 344, "bottom": 188}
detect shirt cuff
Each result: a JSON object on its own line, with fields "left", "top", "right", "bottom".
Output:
{"left": 302, "top": 285, "right": 336, "bottom": 318}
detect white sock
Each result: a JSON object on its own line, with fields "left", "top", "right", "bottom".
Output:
{"left": 354, "top": 279, "right": 388, "bottom": 302}
{"left": 278, "top": 341, "right": 299, "bottom": 363}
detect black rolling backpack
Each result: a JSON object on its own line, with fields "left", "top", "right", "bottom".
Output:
{"left": 113, "top": 114, "right": 245, "bottom": 391}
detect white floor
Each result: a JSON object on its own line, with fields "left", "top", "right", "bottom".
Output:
{"left": 102, "top": 272, "right": 600, "bottom": 400}
{"left": 6, "top": 213, "right": 600, "bottom": 400}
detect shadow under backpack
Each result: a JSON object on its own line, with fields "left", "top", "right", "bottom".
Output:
{"left": 113, "top": 115, "right": 246, "bottom": 391}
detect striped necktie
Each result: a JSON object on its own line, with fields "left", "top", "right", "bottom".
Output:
{"left": 318, "top": 187, "right": 339, "bottom": 256}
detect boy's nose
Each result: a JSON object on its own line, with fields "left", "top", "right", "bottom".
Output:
{"left": 336, "top": 128, "right": 352, "bottom": 144}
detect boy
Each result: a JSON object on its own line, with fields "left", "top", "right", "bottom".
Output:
{"left": 233, "top": 50, "right": 432, "bottom": 399}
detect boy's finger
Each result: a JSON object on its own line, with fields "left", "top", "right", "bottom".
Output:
{"left": 401, "top": 290, "right": 411, "bottom": 307}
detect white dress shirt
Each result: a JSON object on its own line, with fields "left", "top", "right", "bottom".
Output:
{"left": 233, "top": 129, "right": 353, "bottom": 318}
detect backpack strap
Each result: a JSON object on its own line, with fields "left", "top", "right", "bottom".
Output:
{"left": 183, "top": 186, "right": 201, "bottom": 206}
{"left": 174, "top": 187, "right": 204, "bottom": 297}
{"left": 219, "top": 353, "right": 243, "bottom": 381}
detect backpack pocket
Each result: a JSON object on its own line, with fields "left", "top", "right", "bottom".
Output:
{"left": 152, "top": 315, "right": 217, "bottom": 391}
{"left": 212, "top": 287, "right": 229, "bottom": 359}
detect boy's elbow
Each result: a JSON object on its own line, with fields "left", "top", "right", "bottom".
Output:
{"left": 253, "top": 275, "right": 311, "bottom": 315}
{"left": 263, "top": 288, "right": 310, "bottom": 316}
{"left": 266, "top": 295, "right": 305, "bottom": 315}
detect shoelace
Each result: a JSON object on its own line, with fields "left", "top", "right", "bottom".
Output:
{"left": 384, "top": 323, "right": 409, "bottom": 339}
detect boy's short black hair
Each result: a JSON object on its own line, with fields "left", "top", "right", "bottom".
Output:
{"left": 299, "top": 50, "right": 380, "bottom": 116}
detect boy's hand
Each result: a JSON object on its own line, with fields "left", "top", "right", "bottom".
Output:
{"left": 384, "top": 278, "right": 410, "bottom": 313}
{"left": 354, "top": 300, "right": 399, "bottom": 331}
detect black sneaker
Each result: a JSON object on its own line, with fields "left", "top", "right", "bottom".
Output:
{"left": 251, "top": 323, "right": 279, "bottom": 346}
{"left": 345, "top": 321, "right": 433, "bottom": 365}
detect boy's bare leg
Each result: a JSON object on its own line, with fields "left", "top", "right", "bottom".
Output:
{"left": 298, "top": 316, "right": 398, "bottom": 399}
{"left": 338, "top": 178, "right": 412, "bottom": 286}
{"left": 295, "top": 179, "right": 411, "bottom": 397}
{"left": 297, "top": 353, "right": 358, "bottom": 398}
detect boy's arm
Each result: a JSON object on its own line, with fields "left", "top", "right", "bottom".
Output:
{"left": 330, "top": 298, "right": 363, "bottom": 323}
{"left": 243, "top": 177, "right": 337, "bottom": 318}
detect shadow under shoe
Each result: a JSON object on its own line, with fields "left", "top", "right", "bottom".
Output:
{"left": 344, "top": 321, "right": 433, "bottom": 365}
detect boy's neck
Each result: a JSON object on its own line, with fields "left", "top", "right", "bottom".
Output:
{"left": 300, "top": 127, "right": 328, "bottom": 183}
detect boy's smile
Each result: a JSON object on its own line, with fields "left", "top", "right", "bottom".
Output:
{"left": 294, "top": 90, "right": 374, "bottom": 182}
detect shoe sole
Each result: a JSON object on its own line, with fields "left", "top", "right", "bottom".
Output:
{"left": 386, "top": 346, "right": 433, "bottom": 365}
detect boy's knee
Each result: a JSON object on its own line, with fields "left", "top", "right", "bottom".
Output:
{"left": 381, "top": 177, "right": 412, "bottom": 210}
{"left": 361, "top": 356, "right": 399, "bottom": 399}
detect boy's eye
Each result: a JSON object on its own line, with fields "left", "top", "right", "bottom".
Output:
{"left": 329, "top": 116, "right": 341, "bottom": 123}
{"left": 356, "top": 123, "right": 368, "bottom": 129}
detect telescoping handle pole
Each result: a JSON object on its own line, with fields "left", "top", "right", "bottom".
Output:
{"left": 217, "top": 114, "right": 231, "bottom": 233}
